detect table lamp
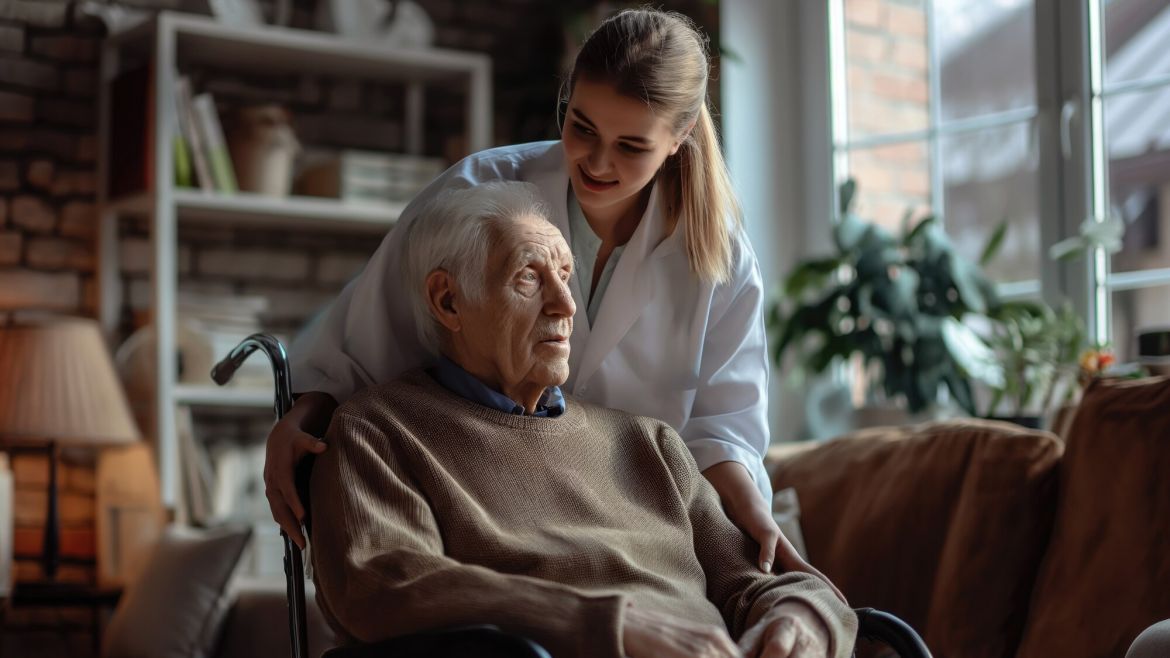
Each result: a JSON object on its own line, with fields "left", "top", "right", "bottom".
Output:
{"left": 0, "top": 317, "right": 141, "bottom": 581}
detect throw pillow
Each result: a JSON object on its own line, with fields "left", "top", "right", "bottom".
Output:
{"left": 1017, "top": 377, "right": 1170, "bottom": 658}
{"left": 102, "top": 524, "right": 252, "bottom": 658}
{"left": 771, "top": 420, "right": 1062, "bottom": 657}
{"left": 772, "top": 486, "right": 809, "bottom": 561}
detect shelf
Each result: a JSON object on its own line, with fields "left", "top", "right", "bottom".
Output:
{"left": 174, "top": 384, "right": 274, "bottom": 410}
{"left": 113, "top": 12, "right": 490, "bottom": 84}
{"left": 108, "top": 190, "right": 403, "bottom": 232}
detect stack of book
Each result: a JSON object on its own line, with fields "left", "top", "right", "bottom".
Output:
{"left": 173, "top": 76, "right": 238, "bottom": 193}
{"left": 295, "top": 148, "right": 446, "bottom": 203}
{"left": 177, "top": 291, "right": 273, "bottom": 388}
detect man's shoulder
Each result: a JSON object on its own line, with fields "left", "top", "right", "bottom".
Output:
{"left": 336, "top": 369, "right": 439, "bottom": 422}
{"left": 569, "top": 396, "right": 678, "bottom": 441}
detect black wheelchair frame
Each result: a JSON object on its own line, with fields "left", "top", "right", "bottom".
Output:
{"left": 213, "top": 334, "right": 932, "bottom": 658}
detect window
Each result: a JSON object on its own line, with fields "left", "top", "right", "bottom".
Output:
{"left": 820, "top": 0, "right": 1170, "bottom": 359}
{"left": 1099, "top": 0, "right": 1170, "bottom": 361}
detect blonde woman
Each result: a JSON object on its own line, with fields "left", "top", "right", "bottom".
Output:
{"left": 267, "top": 6, "right": 844, "bottom": 625}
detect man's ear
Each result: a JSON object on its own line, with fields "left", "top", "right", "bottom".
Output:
{"left": 425, "top": 269, "right": 461, "bottom": 333}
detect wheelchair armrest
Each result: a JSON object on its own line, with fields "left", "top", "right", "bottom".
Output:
{"left": 322, "top": 625, "right": 551, "bottom": 658}
{"left": 855, "top": 607, "right": 932, "bottom": 658}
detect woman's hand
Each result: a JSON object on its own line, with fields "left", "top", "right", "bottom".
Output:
{"left": 622, "top": 603, "right": 741, "bottom": 658}
{"left": 738, "top": 601, "right": 830, "bottom": 658}
{"left": 701, "top": 462, "right": 848, "bottom": 605}
{"left": 263, "top": 391, "right": 337, "bottom": 548}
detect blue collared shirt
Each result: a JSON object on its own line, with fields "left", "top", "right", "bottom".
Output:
{"left": 430, "top": 355, "right": 565, "bottom": 417}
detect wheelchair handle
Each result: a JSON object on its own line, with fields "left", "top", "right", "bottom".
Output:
{"left": 212, "top": 333, "right": 308, "bottom": 658}
{"left": 211, "top": 333, "right": 293, "bottom": 420}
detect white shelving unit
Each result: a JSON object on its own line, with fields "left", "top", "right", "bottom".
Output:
{"left": 95, "top": 12, "right": 492, "bottom": 507}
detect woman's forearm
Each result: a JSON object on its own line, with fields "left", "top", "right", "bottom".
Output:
{"left": 701, "top": 460, "right": 762, "bottom": 510}
{"left": 286, "top": 391, "right": 339, "bottom": 437}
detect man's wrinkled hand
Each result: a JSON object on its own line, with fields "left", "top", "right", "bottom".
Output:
{"left": 622, "top": 604, "right": 742, "bottom": 658}
{"left": 738, "top": 601, "right": 830, "bottom": 658}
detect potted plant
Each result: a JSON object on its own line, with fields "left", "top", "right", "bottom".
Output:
{"left": 768, "top": 180, "right": 1001, "bottom": 419}
{"left": 976, "top": 301, "right": 1086, "bottom": 427}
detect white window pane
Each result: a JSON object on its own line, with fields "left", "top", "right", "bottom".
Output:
{"left": 845, "top": 140, "right": 933, "bottom": 231}
{"left": 1104, "top": 0, "right": 1170, "bottom": 88}
{"left": 1105, "top": 85, "right": 1170, "bottom": 274}
{"left": 941, "top": 121, "right": 1040, "bottom": 283}
{"left": 1112, "top": 285, "right": 1170, "bottom": 363}
{"left": 935, "top": 0, "right": 1036, "bottom": 122}
{"left": 844, "top": 0, "right": 930, "bottom": 139}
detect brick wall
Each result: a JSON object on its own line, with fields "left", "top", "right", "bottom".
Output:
{"left": 843, "top": 0, "right": 931, "bottom": 229}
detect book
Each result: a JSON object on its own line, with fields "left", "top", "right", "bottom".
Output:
{"left": 175, "top": 77, "right": 213, "bottom": 192}
{"left": 192, "top": 92, "right": 238, "bottom": 193}
{"left": 173, "top": 136, "right": 192, "bottom": 188}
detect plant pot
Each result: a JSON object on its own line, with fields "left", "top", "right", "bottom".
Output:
{"left": 984, "top": 415, "right": 1043, "bottom": 430}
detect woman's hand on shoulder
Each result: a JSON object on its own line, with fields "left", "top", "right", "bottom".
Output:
{"left": 263, "top": 392, "right": 336, "bottom": 549}
{"left": 702, "top": 462, "right": 847, "bottom": 605}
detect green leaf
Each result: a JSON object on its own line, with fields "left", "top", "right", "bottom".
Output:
{"left": 806, "top": 332, "right": 854, "bottom": 374}
{"left": 872, "top": 267, "right": 919, "bottom": 319}
{"left": 941, "top": 316, "right": 1004, "bottom": 388}
{"left": 980, "top": 220, "right": 1009, "bottom": 267}
{"left": 903, "top": 215, "right": 936, "bottom": 248}
{"left": 834, "top": 213, "right": 868, "bottom": 253}
{"left": 1048, "top": 236, "right": 1085, "bottom": 261}
{"left": 782, "top": 258, "right": 841, "bottom": 298}
{"left": 838, "top": 179, "right": 857, "bottom": 215}
{"left": 948, "top": 255, "right": 987, "bottom": 314}
{"left": 944, "top": 372, "right": 977, "bottom": 415}
{"left": 719, "top": 46, "right": 744, "bottom": 64}
{"left": 765, "top": 300, "right": 782, "bottom": 330}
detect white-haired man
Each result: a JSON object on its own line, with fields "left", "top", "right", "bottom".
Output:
{"left": 309, "top": 182, "right": 857, "bottom": 658}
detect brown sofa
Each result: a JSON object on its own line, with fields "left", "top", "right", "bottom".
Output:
{"left": 767, "top": 376, "right": 1170, "bottom": 658}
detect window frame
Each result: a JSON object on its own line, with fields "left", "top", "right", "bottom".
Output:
{"left": 802, "top": 0, "right": 1170, "bottom": 350}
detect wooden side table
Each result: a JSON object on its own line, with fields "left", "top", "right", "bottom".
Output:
{"left": 1, "top": 582, "right": 122, "bottom": 658}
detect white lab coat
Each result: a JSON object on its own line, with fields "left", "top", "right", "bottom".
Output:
{"left": 291, "top": 141, "right": 773, "bottom": 500}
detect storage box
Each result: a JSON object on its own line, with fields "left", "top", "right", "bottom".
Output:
{"left": 295, "top": 149, "right": 446, "bottom": 202}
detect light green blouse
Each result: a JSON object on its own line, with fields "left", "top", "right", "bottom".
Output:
{"left": 567, "top": 188, "right": 625, "bottom": 326}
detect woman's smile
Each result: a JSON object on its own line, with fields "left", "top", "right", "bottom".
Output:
{"left": 578, "top": 165, "right": 619, "bottom": 192}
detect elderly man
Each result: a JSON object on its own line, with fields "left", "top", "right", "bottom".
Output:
{"left": 309, "top": 182, "right": 857, "bottom": 658}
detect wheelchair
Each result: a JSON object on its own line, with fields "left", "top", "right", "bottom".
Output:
{"left": 213, "top": 334, "right": 932, "bottom": 658}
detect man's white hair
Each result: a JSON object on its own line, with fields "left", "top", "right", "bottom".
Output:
{"left": 401, "top": 181, "right": 552, "bottom": 355}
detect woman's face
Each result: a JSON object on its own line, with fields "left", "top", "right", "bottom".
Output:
{"left": 562, "top": 78, "right": 684, "bottom": 219}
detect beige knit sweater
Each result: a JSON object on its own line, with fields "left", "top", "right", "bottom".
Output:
{"left": 310, "top": 369, "right": 857, "bottom": 657}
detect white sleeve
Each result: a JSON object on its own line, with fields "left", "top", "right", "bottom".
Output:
{"left": 289, "top": 164, "right": 483, "bottom": 402}
{"left": 678, "top": 234, "right": 773, "bottom": 502}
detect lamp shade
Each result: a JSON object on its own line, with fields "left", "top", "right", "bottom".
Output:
{"left": 0, "top": 317, "right": 140, "bottom": 446}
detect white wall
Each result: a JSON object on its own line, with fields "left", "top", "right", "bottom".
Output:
{"left": 720, "top": 0, "right": 814, "bottom": 440}
{"left": 716, "top": 1, "right": 837, "bottom": 440}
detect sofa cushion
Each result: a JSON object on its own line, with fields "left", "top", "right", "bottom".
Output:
{"left": 102, "top": 524, "right": 251, "bottom": 658}
{"left": 769, "top": 419, "right": 1062, "bottom": 657}
{"left": 1017, "top": 377, "right": 1170, "bottom": 658}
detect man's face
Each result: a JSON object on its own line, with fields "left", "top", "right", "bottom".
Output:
{"left": 457, "top": 213, "right": 576, "bottom": 392}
